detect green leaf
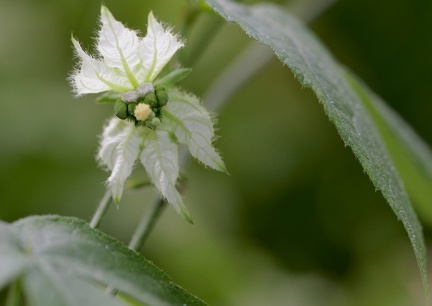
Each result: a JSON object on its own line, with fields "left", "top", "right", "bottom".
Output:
{"left": 23, "top": 266, "right": 122, "bottom": 306}
{"left": 206, "top": 0, "right": 430, "bottom": 295}
{"left": 96, "top": 91, "right": 121, "bottom": 104}
{"left": 346, "top": 72, "right": 432, "bottom": 226}
{"left": 0, "top": 216, "right": 206, "bottom": 306}
{"left": 164, "top": 89, "right": 226, "bottom": 173}
{"left": 154, "top": 68, "right": 192, "bottom": 87}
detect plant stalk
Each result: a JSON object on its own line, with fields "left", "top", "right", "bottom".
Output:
{"left": 128, "top": 196, "right": 166, "bottom": 252}
{"left": 90, "top": 189, "right": 112, "bottom": 229}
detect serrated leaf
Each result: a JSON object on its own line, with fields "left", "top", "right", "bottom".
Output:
{"left": 0, "top": 216, "right": 206, "bottom": 306}
{"left": 346, "top": 71, "right": 432, "bottom": 227}
{"left": 98, "top": 6, "right": 140, "bottom": 88}
{"left": 71, "top": 37, "right": 132, "bottom": 95}
{"left": 97, "top": 118, "right": 142, "bottom": 204}
{"left": 71, "top": 7, "right": 184, "bottom": 95}
{"left": 140, "top": 12, "right": 184, "bottom": 82}
{"left": 164, "top": 89, "right": 226, "bottom": 172}
{"left": 206, "top": 0, "right": 429, "bottom": 295}
{"left": 140, "top": 129, "right": 192, "bottom": 222}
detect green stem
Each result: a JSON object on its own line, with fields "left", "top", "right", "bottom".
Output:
{"left": 204, "top": 0, "right": 338, "bottom": 111}
{"left": 90, "top": 189, "right": 112, "bottom": 229}
{"left": 128, "top": 196, "right": 166, "bottom": 252}
{"left": 6, "top": 280, "right": 22, "bottom": 306}
{"left": 181, "top": 2, "right": 200, "bottom": 39}
{"left": 180, "top": 1, "right": 223, "bottom": 67}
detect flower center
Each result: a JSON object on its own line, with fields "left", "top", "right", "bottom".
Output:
{"left": 113, "top": 83, "right": 168, "bottom": 129}
{"left": 134, "top": 104, "right": 151, "bottom": 121}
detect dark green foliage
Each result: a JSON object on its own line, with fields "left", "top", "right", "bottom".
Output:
{"left": 0, "top": 216, "right": 207, "bottom": 306}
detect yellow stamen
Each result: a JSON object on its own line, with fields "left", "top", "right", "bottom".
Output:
{"left": 134, "top": 104, "right": 152, "bottom": 121}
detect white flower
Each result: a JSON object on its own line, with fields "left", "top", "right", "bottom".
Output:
{"left": 71, "top": 6, "right": 184, "bottom": 95}
{"left": 70, "top": 6, "right": 226, "bottom": 222}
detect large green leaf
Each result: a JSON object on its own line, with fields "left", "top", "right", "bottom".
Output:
{"left": 0, "top": 215, "right": 206, "bottom": 306}
{"left": 206, "top": 0, "right": 430, "bottom": 294}
{"left": 346, "top": 72, "right": 432, "bottom": 225}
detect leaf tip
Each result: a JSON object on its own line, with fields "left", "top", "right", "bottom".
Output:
{"left": 100, "top": 5, "right": 109, "bottom": 15}
{"left": 182, "top": 210, "right": 194, "bottom": 224}
{"left": 100, "top": 5, "right": 115, "bottom": 24}
{"left": 217, "top": 161, "right": 229, "bottom": 175}
{"left": 112, "top": 194, "right": 121, "bottom": 207}
{"left": 148, "top": 11, "right": 156, "bottom": 24}
{"left": 174, "top": 199, "right": 194, "bottom": 224}
{"left": 148, "top": 10, "right": 154, "bottom": 17}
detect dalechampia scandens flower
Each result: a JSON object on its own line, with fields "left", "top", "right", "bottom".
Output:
{"left": 70, "top": 6, "right": 226, "bottom": 222}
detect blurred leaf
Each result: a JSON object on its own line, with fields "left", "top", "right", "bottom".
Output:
{"left": 126, "top": 177, "right": 152, "bottom": 190}
{"left": 96, "top": 91, "right": 121, "bottom": 104}
{"left": 206, "top": 0, "right": 429, "bottom": 295}
{"left": 154, "top": 68, "right": 192, "bottom": 87}
{"left": 0, "top": 215, "right": 206, "bottom": 306}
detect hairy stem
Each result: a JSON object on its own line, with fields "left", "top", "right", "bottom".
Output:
{"left": 128, "top": 196, "right": 166, "bottom": 251}
{"left": 90, "top": 189, "right": 112, "bottom": 229}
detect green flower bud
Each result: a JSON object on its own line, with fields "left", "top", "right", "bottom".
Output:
{"left": 114, "top": 100, "right": 128, "bottom": 119}
{"left": 154, "top": 85, "right": 166, "bottom": 92}
{"left": 144, "top": 92, "right": 158, "bottom": 108}
{"left": 156, "top": 89, "right": 169, "bottom": 107}
{"left": 127, "top": 103, "right": 137, "bottom": 117}
{"left": 152, "top": 117, "right": 162, "bottom": 126}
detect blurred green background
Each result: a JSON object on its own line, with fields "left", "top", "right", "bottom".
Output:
{"left": 1, "top": 0, "right": 431, "bottom": 305}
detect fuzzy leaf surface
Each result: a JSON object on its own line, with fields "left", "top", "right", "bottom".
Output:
{"left": 71, "top": 38, "right": 132, "bottom": 95}
{"left": 346, "top": 72, "right": 432, "bottom": 226}
{"left": 97, "top": 118, "right": 142, "bottom": 204}
{"left": 164, "top": 89, "right": 226, "bottom": 172}
{"left": 98, "top": 5, "right": 141, "bottom": 82}
{"left": 140, "top": 129, "right": 191, "bottom": 221}
{"left": 140, "top": 13, "right": 184, "bottom": 82}
{"left": 206, "top": 0, "right": 430, "bottom": 294}
{"left": 0, "top": 216, "right": 206, "bottom": 306}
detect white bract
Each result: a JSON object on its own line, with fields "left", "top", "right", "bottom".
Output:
{"left": 71, "top": 6, "right": 184, "bottom": 95}
{"left": 71, "top": 6, "right": 226, "bottom": 221}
